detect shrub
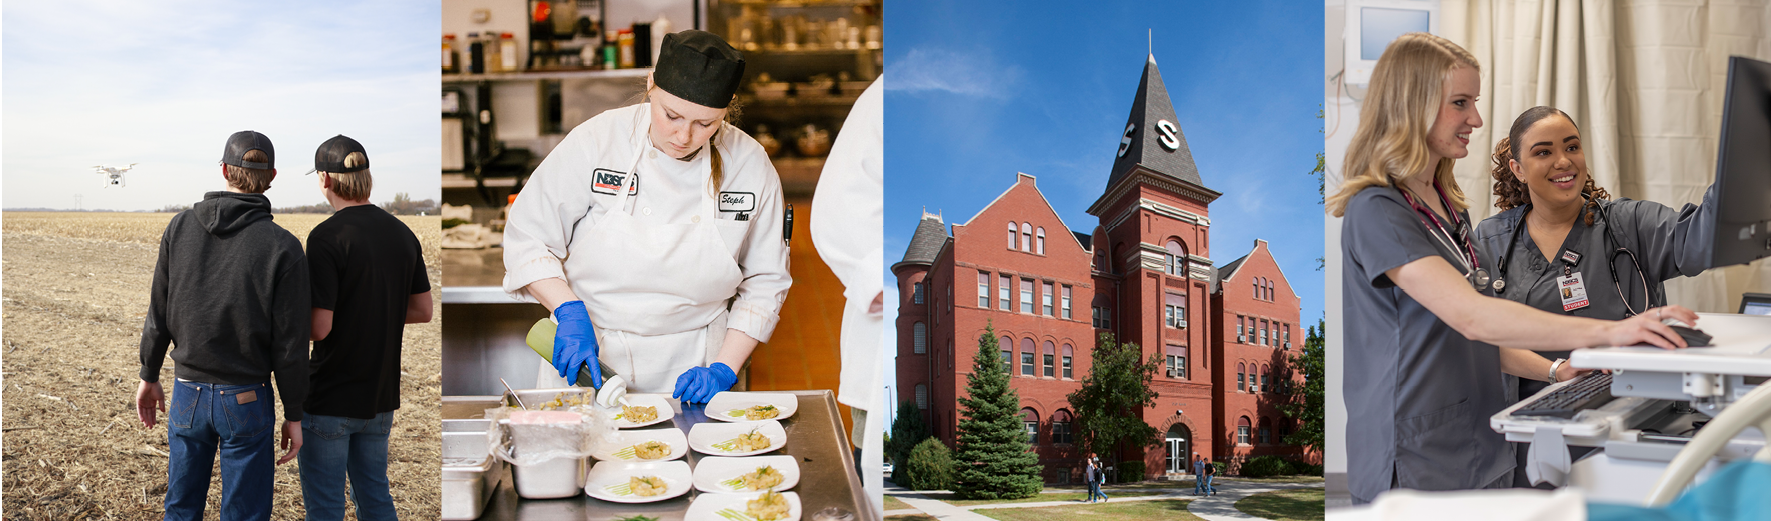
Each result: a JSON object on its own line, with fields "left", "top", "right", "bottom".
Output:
{"left": 1241, "top": 455, "right": 1293, "bottom": 478}
{"left": 1114, "top": 460, "right": 1146, "bottom": 483}
{"left": 906, "top": 438, "right": 955, "bottom": 491}
{"left": 1211, "top": 461, "right": 1228, "bottom": 477}
{"left": 1298, "top": 462, "right": 1325, "bottom": 476}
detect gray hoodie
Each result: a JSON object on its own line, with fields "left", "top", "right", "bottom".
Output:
{"left": 139, "top": 191, "right": 310, "bottom": 421}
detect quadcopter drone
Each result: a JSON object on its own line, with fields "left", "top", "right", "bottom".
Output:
{"left": 93, "top": 163, "right": 137, "bottom": 187}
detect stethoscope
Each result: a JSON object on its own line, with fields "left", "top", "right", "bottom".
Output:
{"left": 1396, "top": 181, "right": 1489, "bottom": 291}
{"left": 1493, "top": 196, "right": 1659, "bottom": 316}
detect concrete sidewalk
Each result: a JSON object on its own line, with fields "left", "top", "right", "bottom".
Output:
{"left": 884, "top": 479, "right": 1322, "bottom": 520}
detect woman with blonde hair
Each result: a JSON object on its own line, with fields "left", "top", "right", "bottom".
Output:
{"left": 1474, "top": 106, "right": 1719, "bottom": 487}
{"left": 1331, "top": 33, "right": 1696, "bottom": 503}
{"left": 503, "top": 30, "right": 790, "bottom": 403}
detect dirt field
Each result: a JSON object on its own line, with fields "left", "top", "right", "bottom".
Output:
{"left": 2, "top": 211, "right": 442, "bottom": 520}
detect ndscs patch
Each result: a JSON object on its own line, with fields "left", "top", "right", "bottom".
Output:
{"left": 590, "top": 169, "right": 638, "bottom": 196}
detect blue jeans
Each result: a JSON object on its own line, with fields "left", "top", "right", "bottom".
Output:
{"left": 1194, "top": 472, "right": 1203, "bottom": 494}
{"left": 298, "top": 412, "right": 398, "bottom": 521}
{"left": 1203, "top": 474, "right": 1216, "bottom": 494}
{"left": 1086, "top": 480, "right": 1100, "bottom": 501}
{"left": 166, "top": 380, "right": 276, "bottom": 521}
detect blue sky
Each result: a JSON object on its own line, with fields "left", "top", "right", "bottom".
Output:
{"left": 882, "top": 1, "right": 1325, "bottom": 413}
{"left": 2, "top": 1, "right": 440, "bottom": 211}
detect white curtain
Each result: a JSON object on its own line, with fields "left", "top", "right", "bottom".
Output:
{"left": 1442, "top": 0, "right": 1771, "bottom": 313}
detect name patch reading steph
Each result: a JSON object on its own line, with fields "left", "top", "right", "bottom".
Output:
{"left": 719, "top": 192, "right": 756, "bottom": 213}
{"left": 590, "top": 169, "right": 638, "bottom": 196}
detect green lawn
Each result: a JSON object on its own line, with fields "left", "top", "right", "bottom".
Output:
{"left": 909, "top": 490, "right": 1165, "bottom": 506}
{"left": 882, "top": 494, "right": 913, "bottom": 511}
{"left": 1226, "top": 475, "right": 1327, "bottom": 484}
{"left": 976, "top": 499, "right": 1204, "bottom": 521}
{"left": 1235, "top": 488, "right": 1326, "bottom": 521}
{"left": 1047, "top": 480, "right": 1196, "bottom": 491}
{"left": 884, "top": 515, "right": 938, "bottom": 521}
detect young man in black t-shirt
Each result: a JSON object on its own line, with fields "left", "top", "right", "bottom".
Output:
{"left": 297, "top": 135, "right": 432, "bottom": 520}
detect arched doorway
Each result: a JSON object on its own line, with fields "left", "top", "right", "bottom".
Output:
{"left": 1165, "top": 424, "right": 1191, "bottom": 474}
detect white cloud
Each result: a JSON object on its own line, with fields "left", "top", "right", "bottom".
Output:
{"left": 884, "top": 47, "right": 1024, "bottom": 99}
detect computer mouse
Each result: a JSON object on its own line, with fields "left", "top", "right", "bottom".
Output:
{"left": 1665, "top": 323, "right": 1713, "bottom": 347}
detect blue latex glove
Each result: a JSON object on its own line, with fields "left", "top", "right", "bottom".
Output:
{"left": 552, "top": 300, "right": 601, "bottom": 388}
{"left": 672, "top": 362, "right": 737, "bottom": 403}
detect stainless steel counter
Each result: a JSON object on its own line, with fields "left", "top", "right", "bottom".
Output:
{"left": 442, "top": 390, "right": 876, "bottom": 521}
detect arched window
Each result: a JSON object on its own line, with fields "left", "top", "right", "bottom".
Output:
{"left": 1020, "top": 338, "right": 1036, "bottom": 376}
{"left": 1237, "top": 363, "right": 1246, "bottom": 392}
{"left": 1259, "top": 417, "right": 1272, "bottom": 444}
{"left": 1252, "top": 279, "right": 1260, "bottom": 299}
{"left": 1261, "top": 364, "right": 1270, "bottom": 393}
{"left": 1165, "top": 240, "right": 1186, "bottom": 275}
{"left": 1051, "top": 410, "right": 1074, "bottom": 444}
{"left": 1007, "top": 222, "right": 1017, "bottom": 249}
{"left": 1036, "top": 227, "right": 1046, "bottom": 255}
{"left": 913, "top": 322, "right": 927, "bottom": 354}
{"left": 1042, "top": 341, "right": 1055, "bottom": 377}
{"left": 1000, "top": 335, "right": 1013, "bottom": 373}
{"left": 1265, "top": 279, "right": 1274, "bottom": 300}
{"left": 1020, "top": 222, "right": 1032, "bottom": 252}
{"left": 1021, "top": 408, "right": 1040, "bottom": 444}
{"left": 1061, "top": 344, "right": 1074, "bottom": 378}
{"left": 1237, "top": 416, "right": 1252, "bottom": 445}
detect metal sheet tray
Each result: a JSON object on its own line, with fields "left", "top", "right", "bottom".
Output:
{"left": 442, "top": 389, "right": 876, "bottom": 521}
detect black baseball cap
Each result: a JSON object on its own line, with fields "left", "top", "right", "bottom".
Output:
{"left": 311, "top": 135, "right": 369, "bottom": 174}
{"left": 221, "top": 131, "right": 275, "bottom": 170}
{"left": 654, "top": 30, "right": 744, "bottom": 109}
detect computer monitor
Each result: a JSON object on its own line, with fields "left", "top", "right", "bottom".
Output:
{"left": 1710, "top": 56, "right": 1771, "bottom": 268}
{"left": 1740, "top": 293, "right": 1771, "bottom": 316}
{"left": 1343, "top": 0, "right": 1438, "bottom": 85}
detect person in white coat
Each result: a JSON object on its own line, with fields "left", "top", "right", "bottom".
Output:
{"left": 502, "top": 30, "right": 791, "bottom": 403}
{"left": 810, "top": 75, "right": 883, "bottom": 512}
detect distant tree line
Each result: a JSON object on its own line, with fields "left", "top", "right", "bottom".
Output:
{"left": 272, "top": 193, "right": 439, "bottom": 215}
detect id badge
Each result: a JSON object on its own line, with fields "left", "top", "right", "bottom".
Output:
{"left": 1559, "top": 272, "right": 1590, "bottom": 312}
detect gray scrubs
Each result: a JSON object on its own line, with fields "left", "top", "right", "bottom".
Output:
{"left": 1342, "top": 187, "right": 1513, "bottom": 504}
{"left": 1475, "top": 184, "right": 1718, "bottom": 487}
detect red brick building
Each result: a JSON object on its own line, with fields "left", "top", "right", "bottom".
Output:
{"left": 893, "top": 55, "right": 1315, "bottom": 483}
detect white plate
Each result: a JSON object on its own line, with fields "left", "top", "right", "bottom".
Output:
{"left": 688, "top": 420, "right": 787, "bottom": 457}
{"left": 692, "top": 455, "right": 801, "bottom": 493}
{"left": 583, "top": 460, "right": 692, "bottom": 503}
{"left": 706, "top": 392, "right": 798, "bottom": 422}
{"left": 609, "top": 394, "right": 674, "bottom": 429}
{"left": 591, "top": 428, "right": 688, "bottom": 461}
{"left": 684, "top": 491, "right": 802, "bottom": 521}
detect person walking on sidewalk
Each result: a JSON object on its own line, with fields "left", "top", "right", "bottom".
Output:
{"left": 1202, "top": 457, "right": 1218, "bottom": 496}
{"left": 1192, "top": 453, "right": 1206, "bottom": 496}
{"left": 1084, "top": 453, "right": 1101, "bottom": 502}
{"left": 1094, "top": 454, "right": 1109, "bottom": 502}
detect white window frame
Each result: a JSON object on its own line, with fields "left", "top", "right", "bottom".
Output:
{"left": 1042, "top": 281, "right": 1054, "bottom": 316}
{"left": 1061, "top": 285, "right": 1072, "bottom": 319}
{"left": 978, "top": 271, "right": 990, "bottom": 308}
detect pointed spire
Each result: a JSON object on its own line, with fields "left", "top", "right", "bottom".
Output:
{"left": 1106, "top": 54, "right": 1207, "bottom": 192}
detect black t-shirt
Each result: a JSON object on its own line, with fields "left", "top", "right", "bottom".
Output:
{"left": 304, "top": 205, "right": 430, "bottom": 419}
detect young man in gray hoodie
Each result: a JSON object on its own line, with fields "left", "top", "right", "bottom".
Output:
{"left": 136, "top": 130, "right": 311, "bottom": 521}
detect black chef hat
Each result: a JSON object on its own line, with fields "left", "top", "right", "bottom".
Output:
{"left": 312, "top": 135, "right": 370, "bottom": 174}
{"left": 221, "top": 130, "right": 275, "bottom": 170}
{"left": 653, "top": 30, "right": 745, "bottom": 109}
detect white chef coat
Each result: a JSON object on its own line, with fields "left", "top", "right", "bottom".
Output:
{"left": 504, "top": 103, "right": 792, "bottom": 390}
{"left": 811, "top": 76, "right": 884, "bottom": 512}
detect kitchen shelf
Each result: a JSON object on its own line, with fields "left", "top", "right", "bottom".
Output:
{"left": 443, "top": 67, "right": 651, "bottom": 83}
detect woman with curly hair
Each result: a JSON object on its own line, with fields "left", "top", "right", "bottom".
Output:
{"left": 1329, "top": 33, "right": 1699, "bottom": 504}
{"left": 1474, "top": 106, "right": 1720, "bottom": 487}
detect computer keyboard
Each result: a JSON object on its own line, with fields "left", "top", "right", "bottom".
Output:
{"left": 1515, "top": 372, "right": 1615, "bottom": 419}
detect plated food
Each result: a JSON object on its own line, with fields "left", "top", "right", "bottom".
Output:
{"left": 633, "top": 440, "right": 671, "bottom": 460}
{"left": 610, "top": 393, "right": 673, "bottom": 429}
{"left": 593, "top": 428, "right": 688, "bottom": 461}
{"left": 748, "top": 491, "right": 791, "bottom": 520}
{"left": 584, "top": 460, "right": 692, "bottom": 503}
{"left": 683, "top": 491, "right": 803, "bottom": 521}
{"left": 706, "top": 392, "right": 798, "bottom": 423}
{"left": 688, "top": 420, "right": 787, "bottom": 457}
{"left": 692, "top": 455, "right": 801, "bottom": 493}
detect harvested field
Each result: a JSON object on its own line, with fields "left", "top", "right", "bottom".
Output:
{"left": 2, "top": 211, "right": 442, "bottom": 520}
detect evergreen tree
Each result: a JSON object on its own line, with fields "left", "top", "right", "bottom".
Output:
{"left": 1283, "top": 319, "right": 1327, "bottom": 452}
{"left": 952, "top": 323, "right": 1043, "bottom": 500}
{"left": 887, "top": 399, "right": 930, "bottom": 484}
{"left": 1066, "top": 332, "right": 1162, "bottom": 478}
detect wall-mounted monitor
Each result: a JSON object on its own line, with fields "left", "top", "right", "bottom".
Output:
{"left": 1343, "top": 0, "right": 1438, "bottom": 86}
